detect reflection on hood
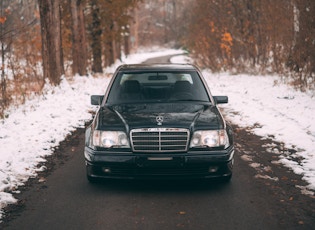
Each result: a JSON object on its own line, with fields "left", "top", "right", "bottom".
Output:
{"left": 98, "top": 103, "right": 223, "bottom": 130}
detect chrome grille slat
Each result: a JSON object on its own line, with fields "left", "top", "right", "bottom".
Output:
{"left": 130, "top": 128, "right": 189, "bottom": 152}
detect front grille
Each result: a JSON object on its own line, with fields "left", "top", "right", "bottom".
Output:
{"left": 130, "top": 128, "right": 190, "bottom": 152}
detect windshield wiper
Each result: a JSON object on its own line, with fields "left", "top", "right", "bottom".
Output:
{"left": 167, "top": 99, "right": 211, "bottom": 103}
{"left": 109, "top": 103, "right": 147, "bottom": 112}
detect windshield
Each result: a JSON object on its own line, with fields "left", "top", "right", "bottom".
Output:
{"left": 106, "top": 71, "right": 210, "bottom": 104}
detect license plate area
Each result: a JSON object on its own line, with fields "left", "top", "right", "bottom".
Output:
{"left": 136, "top": 156, "right": 184, "bottom": 168}
{"left": 147, "top": 157, "right": 173, "bottom": 161}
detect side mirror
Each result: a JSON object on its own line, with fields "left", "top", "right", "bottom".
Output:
{"left": 91, "top": 95, "right": 104, "bottom": 105}
{"left": 213, "top": 96, "right": 228, "bottom": 104}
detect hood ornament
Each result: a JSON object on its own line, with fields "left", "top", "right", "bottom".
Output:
{"left": 156, "top": 115, "right": 164, "bottom": 126}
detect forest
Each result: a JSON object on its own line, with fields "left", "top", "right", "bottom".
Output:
{"left": 0, "top": 0, "right": 314, "bottom": 118}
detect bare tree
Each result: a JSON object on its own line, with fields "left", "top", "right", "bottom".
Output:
{"left": 38, "top": 0, "right": 64, "bottom": 85}
{"left": 69, "top": 0, "right": 87, "bottom": 76}
{"left": 86, "top": 0, "right": 140, "bottom": 71}
{"left": 0, "top": 0, "right": 10, "bottom": 107}
{"left": 88, "top": 0, "right": 103, "bottom": 73}
{"left": 289, "top": 0, "right": 315, "bottom": 88}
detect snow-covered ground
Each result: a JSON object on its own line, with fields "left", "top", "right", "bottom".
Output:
{"left": 0, "top": 49, "right": 314, "bottom": 221}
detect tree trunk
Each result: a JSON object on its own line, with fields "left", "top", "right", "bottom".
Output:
{"left": 105, "top": 22, "right": 115, "bottom": 66}
{"left": 69, "top": 0, "right": 87, "bottom": 76}
{"left": 1, "top": 0, "right": 7, "bottom": 107}
{"left": 105, "top": 39, "right": 115, "bottom": 66}
{"left": 90, "top": 0, "right": 103, "bottom": 73}
{"left": 38, "top": 0, "right": 64, "bottom": 85}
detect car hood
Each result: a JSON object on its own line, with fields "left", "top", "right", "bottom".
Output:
{"left": 96, "top": 103, "right": 224, "bottom": 131}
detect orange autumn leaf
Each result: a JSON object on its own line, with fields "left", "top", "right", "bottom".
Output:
{"left": 220, "top": 32, "right": 233, "bottom": 56}
{"left": 0, "top": 16, "right": 7, "bottom": 24}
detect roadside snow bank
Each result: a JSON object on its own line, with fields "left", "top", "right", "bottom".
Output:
{"left": 204, "top": 73, "right": 315, "bottom": 192}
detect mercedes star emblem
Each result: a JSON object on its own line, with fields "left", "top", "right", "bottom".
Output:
{"left": 156, "top": 115, "right": 164, "bottom": 125}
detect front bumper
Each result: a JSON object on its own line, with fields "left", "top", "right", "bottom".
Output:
{"left": 84, "top": 146, "right": 234, "bottom": 180}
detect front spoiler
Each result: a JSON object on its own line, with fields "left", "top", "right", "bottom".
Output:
{"left": 84, "top": 146, "right": 234, "bottom": 180}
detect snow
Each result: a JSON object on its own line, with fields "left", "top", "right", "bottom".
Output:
{"left": 203, "top": 72, "right": 315, "bottom": 190}
{"left": 0, "top": 48, "right": 314, "bottom": 221}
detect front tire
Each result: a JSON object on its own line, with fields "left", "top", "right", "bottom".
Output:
{"left": 86, "top": 165, "right": 98, "bottom": 183}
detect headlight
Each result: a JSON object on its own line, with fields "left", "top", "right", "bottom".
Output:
{"left": 92, "top": 130, "right": 130, "bottom": 148}
{"left": 190, "top": 130, "right": 229, "bottom": 148}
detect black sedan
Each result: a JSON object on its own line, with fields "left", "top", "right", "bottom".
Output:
{"left": 84, "top": 64, "right": 234, "bottom": 182}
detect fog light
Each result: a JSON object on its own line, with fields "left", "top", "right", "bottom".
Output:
{"left": 208, "top": 166, "right": 218, "bottom": 173}
{"left": 103, "top": 167, "right": 111, "bottom": 173}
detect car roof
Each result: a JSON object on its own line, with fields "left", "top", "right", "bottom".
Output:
{"left": 116, "top": 63, "right": 199, "bottom": 72}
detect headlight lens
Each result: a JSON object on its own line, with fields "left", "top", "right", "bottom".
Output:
{"left": 190, "top": 130, "right": 229, "bottom": 148}
{"left": 92, "top": 130, "right": 130, "bottom": 148}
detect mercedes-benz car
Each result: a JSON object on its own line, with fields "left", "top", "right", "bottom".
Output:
{"left": 84, "top": 64, "right": 234, "bottom": 182}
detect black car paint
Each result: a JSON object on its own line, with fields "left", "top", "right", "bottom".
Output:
{"left": 84, "top": 64, "right": 234, "bottom": 182}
